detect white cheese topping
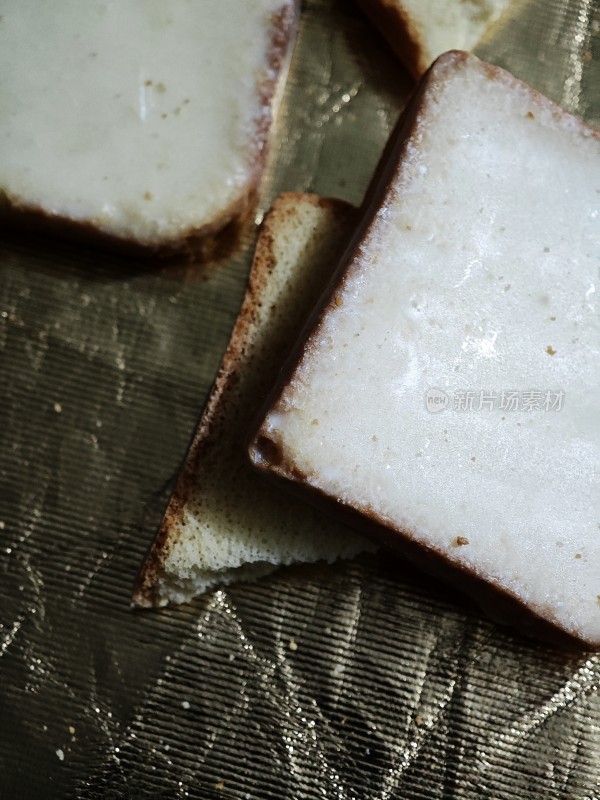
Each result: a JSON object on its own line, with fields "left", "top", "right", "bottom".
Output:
{"left": 0, "top": 0, "right": 290, "bottom": 245}
{"left": 260, "top": 60, "right": 600, "bottom": 643}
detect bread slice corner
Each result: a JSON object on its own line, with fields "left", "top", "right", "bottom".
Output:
{"left": 355, "top": 0, "right": 512, "bottom": 78}
{"left": 0, "top": 1, "right": 298, "bottom": 255}
{"left": 249, "top": 52, "right": 600, "bottom": 648}
{"left": 133, "top": 192, "right": 374, "bottom": 607}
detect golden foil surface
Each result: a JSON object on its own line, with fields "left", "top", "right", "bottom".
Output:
{"left": 0, "top": 1, "right": 598, "bottom": 796}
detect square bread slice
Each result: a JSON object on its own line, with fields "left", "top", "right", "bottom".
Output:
{"left": 249, "top": 52, "right": 600, "bottom": 648}
{"left": 133, "top": 194, "right": 373, "bottom": 607}
{"left": 355, "top": 0, "right": 512, "bottom": 78}
{"left": 0, "top": 0, "right": 297, "bottom": 255}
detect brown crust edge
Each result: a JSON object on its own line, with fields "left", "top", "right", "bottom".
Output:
{"left": 132, "top": 192, "right": 356, "bottom": 607}
{"left": 246, "top": 466, "right": 595, "bottom": 650}
{"left": 0, "top": 190, "right": 256, "bottom": 261}
{"left": 353, "top": 0, "right": 429, "bottom": 79}
{"left": 0, "top": 1, "right": 299, "bottom": 259}
{"left": 248, "top": 51, "right": 600, "bottom": 650}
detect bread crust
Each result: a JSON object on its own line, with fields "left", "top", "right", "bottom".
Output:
{"left": 246, "top": 462, "right": 592, "bottom": 650}
{"left": 354, "top": 0, "right": 427, "bottom": 79}
{"left": 0, "top": 2, "right": 298, "bottom": 258}
{"left": 0, "top": 191, "right": 255, "bottom": 261}
{"left": 249, "top": 52, "right": 600, "bottom": 650}
{"left": 132, "top": 193, "right": 356, "bottom": 606}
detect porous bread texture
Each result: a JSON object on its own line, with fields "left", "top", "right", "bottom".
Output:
{"left": 134, "top": 194, "right": 373, "bottom": 607}
{"left": 0, "top": 0, "right": 296, "bottom": 253}
{"left": 251, "top": 53, "right": 600, "bottom": 647}
{"left": 356, "top": 0, "right": 512, "bottom": 77}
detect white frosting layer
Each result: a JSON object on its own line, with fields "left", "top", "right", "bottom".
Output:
{"left": 261, "top": 59, "right": 600, "bottom": 643}
{"left": 405, "top": 0, "right": 511, "bottom": 66}
{"left": 0, "top": 0, "right": 289, "bottom": 245}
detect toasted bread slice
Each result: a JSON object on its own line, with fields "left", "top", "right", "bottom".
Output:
{"left": 133, "top": 193, "right": 373, "bottom": 606}
{"left": 250, "top": 53, "right": 600, "bottom": 648}
{"left": 355, "top": 0, "right": 512, "bottom": 78}
{"left": 0, "top": 1, "right": 297, "bottom": 255}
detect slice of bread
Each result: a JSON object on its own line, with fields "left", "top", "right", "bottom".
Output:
{"left": 0, "top": 1, "right": 297, "bottom": 255}
{"left": 133, "top": 193, "right": 373, "bottom": 607}
{"left": 250, "top": 52, "right": 600, "bottom": 648}
{"left": 355, "top": 0, "right": 512, "bottom": 78}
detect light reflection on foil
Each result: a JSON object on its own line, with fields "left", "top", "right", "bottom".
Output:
{"left": 0, "top": 0, "right": 598, "bottom": 798}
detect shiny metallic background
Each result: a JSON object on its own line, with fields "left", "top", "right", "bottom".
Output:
{"left": 0, "top": 0, "right": 598, "bottom": 797}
